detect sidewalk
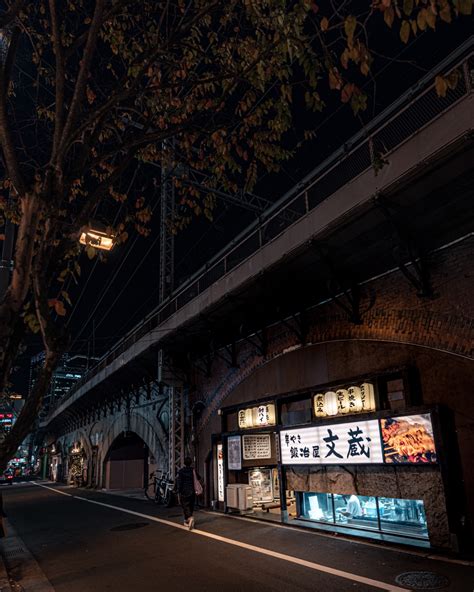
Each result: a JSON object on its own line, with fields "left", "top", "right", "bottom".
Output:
{"left": 100, "top": 488, "right": 149, "bottom": 501}
{"left": 0, "top": 520, "right": 54, "bottom": 592}
{"left": 0, "top": 552, "right": 11, "bottom": 592}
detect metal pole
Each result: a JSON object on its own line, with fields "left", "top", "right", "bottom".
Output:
{"left": 159, "top": 142, "right": 175, "bottom": 304}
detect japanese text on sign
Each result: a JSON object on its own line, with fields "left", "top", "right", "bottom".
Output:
{"left": 238, "top": 403, "right": 276, "bottom": 429}
{"left": 217, "top": 444, "right": 224, "bottom": 502}
{"left": 242, "top": 435, "right": 272, "bottom": 460}
{"left": 280, "top": 420, "right": 383, "bottom": 465}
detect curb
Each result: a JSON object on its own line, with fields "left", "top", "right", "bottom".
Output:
{"left": 0, "top": 552, "right": 12, "bottom": 592}
{"left": 1, "top": 520, "right": 54, "bottom": 592}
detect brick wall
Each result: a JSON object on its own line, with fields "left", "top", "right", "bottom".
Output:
{"left": 192, "top": 235, "right": 474, "bottom": 548}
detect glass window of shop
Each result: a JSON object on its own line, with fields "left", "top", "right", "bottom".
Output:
{"left": 280, "top": 397, "right": 312, "bottom": 426}
{"left": 298, "top": 492, "right": 428, "bottom": 540}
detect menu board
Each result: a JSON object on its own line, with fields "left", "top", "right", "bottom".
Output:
{"left": 242, "top": 434, "right": 272, "bottom": 460}
{"left": 248, "top": 468, "right": 273, "bottom": 503}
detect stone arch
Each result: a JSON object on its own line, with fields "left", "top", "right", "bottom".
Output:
{"left": 74, "top": 428, "right": 93, "bottom": 461}
{"left": 99, "top": 410, "right": 167, "bottom": 474}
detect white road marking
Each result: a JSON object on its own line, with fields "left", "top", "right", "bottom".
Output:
{"left": 33, "top": 482, "right": 408, "bottom": 592}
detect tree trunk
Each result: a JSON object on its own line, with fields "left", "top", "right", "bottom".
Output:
{"left": 0, "top": 349, "right": 60, "bottom": 472}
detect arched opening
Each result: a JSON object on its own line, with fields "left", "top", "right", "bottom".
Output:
{"left": 103, "top": 431, "right": 149, "bottom": 490}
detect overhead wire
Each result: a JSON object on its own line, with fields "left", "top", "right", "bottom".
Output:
{"left": 66, "top": 166, "right": 141, "bottom": 326}
{"left": 71, "top": 17, "right": 428, "bottom": 358}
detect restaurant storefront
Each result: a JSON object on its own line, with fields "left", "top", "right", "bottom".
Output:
{"left": 212, "top": 369, "right": 452, "bottom": 549}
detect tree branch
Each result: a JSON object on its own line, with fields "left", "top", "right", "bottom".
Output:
{"left": 48, "top": 0, "right": 65, "bottom": 162}
{"left": 57, "top": 0, "right": 105, "bottom": 161}
{"left": 0, "top": 0, "right": 26, "bottom": 28}
{"left": 0, "top": 25, "right": 24, "bottom": 194}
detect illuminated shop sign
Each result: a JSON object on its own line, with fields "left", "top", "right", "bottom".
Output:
{"left": 238, "top": 403, "right": 276, "bottom": 429}
{"left": 381, "top": 414, "right": 437, "bottom": 464}
{"left": 281, "top": 413, "right": 437, "bottom": 466}
{"left": 281, "top": 420, "right": 383, "bottom": 465}
{"left": 313, "top": 382, "right": 376, "bottom": 419}
{"left": 217, "top": 444, "right": 225, "bottom": 502}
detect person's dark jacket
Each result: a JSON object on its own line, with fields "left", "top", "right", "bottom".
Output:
{"left": 176, "top": 466, "right": 199, "bottom": 497}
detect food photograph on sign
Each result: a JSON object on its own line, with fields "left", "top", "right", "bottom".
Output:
{"left": 380, "top": 414, "right": 437, "bottom": 464}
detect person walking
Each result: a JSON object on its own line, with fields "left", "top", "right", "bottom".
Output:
{"left": 176, "top": 457, "right": 202, "bottom": 530}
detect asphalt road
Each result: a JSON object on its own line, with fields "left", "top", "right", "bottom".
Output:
{"left": 1, "top": 482, "right": 474, "bottom": 592}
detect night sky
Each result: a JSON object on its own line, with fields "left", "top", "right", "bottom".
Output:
{"left": 12, "top": 19, "right": 473, "bottom": 394}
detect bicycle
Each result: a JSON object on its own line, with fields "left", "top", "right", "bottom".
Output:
{"left": 144, "top": 470, "right": 175, "bottom": 506}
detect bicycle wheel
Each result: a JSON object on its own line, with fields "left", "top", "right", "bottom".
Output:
{"left": 155, "top": 487, "right": 163, "bottom": 504}
{"left": 144, "top": 480, "right": 155, "bottom": 501}
{"left": 164, "top": 489, "right": 172, "bottom": 507}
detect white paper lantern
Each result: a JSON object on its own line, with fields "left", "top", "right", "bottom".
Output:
{"left": 336, "top": 389, "right": 350, "bottom": 414}
{"left": 314, "top": 393, "right": 326, "bottom": 418}
{"left": 347, "top": 386, "right": 363, "bottom": 412}
{"left": 324, "top": 391, "right": 338, "bottom": 416}
{"left": 360, "top": 382, "right": 376, "bottom": 412}
{"left": 238, "top": 408, "right": 253, "bottom": 429}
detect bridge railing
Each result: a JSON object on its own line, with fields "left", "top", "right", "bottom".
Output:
{"left": 49, "top": 40, "right": 474, "bottom": 415}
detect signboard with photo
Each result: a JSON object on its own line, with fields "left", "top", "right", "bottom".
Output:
{"left": 248, "top": 468, "right": 273, "bottom": 503}
{"left": 242, "top": 434, "right": 272, "bottom": 460}
{"left": 227, "top": 435, "right": 242, "bottom": 470}
{"left": 381, "top": 414, "right": 437, "bottom": 464}
{"left": 280, "top": 420, "right": 383, "bottom": 465}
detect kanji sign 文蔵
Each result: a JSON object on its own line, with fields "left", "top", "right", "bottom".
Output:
{"left": 280, "top": 420, "right": 383, "bottom": 465}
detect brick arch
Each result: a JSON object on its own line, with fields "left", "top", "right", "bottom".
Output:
{"left": 197, "top": 308, "right": 472, "bottom": 434}
{"left": 308, "top": 308, "right": 473, "bottom": 360}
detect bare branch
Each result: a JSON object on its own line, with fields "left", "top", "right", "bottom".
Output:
{"left": 0, "top": 0, "right": 25, "bottom": 28}
{"left": 48, "top": 0, "right": 65, "bottom": 162}
{"left": 57, "top": 0, "right": 106, "bottom": 161}
{"left": 0, "top": 25, "right": 24, "bottom": 194}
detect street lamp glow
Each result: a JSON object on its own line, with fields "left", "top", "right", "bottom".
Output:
{"left": 79, "top": 228, "right": 114, "bottom": 251}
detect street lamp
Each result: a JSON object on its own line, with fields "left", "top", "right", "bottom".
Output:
{"left": 79, "top": 226, "right": 115, "bottom": 251}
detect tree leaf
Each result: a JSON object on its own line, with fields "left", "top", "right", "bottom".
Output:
{"left": 446, "top": 69, "right": 459, "bottom": 90}
{"left": 439, "top": 4, "right": 451, "bottom": 22}
{"left": 425, "top": 9, "right": 436, "bottom": 29}
{"left": 435, "top": 75, "right": 448, "bottom": 97}
{"left": 54, "top": 300, "right": 67, "bottom": 316}
{"left": 344, "top": 15, "right": 357, "bottom": 43}
{"left": 384, "top": 6, "right": 395, "bottom": 27}
{"left": 328, "top": 68, "right": 342, "bottom": 90}
{"left": 403, "top": 0, "right": 414, "bottom": 16}
{"left": 320, "top": 16, "right": 329, "bottom": 31}
{"left": 458, "top": 0, "right": 472, "bottom": 15}
{"left": 400, "top": 20, "right": 410, "bottom": 43}
{"left": 86, "top": 245, "right": 96, "bottom": 259}
{"left": 341, "top": 83, "right": 354, "bottom": 103}
{"left": 61, "top": 291, "right": 72, "bottom": 306}
{"left": 417, "top": 9, "right": 427, "bottom": 30}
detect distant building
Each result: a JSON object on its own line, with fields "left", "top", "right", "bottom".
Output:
{"left": 29, "top": 353, "right": 96, "bottom": 418}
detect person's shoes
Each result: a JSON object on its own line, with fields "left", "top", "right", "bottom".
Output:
{"left": 188, "top": 517, "right": 195, "bottom": 530}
